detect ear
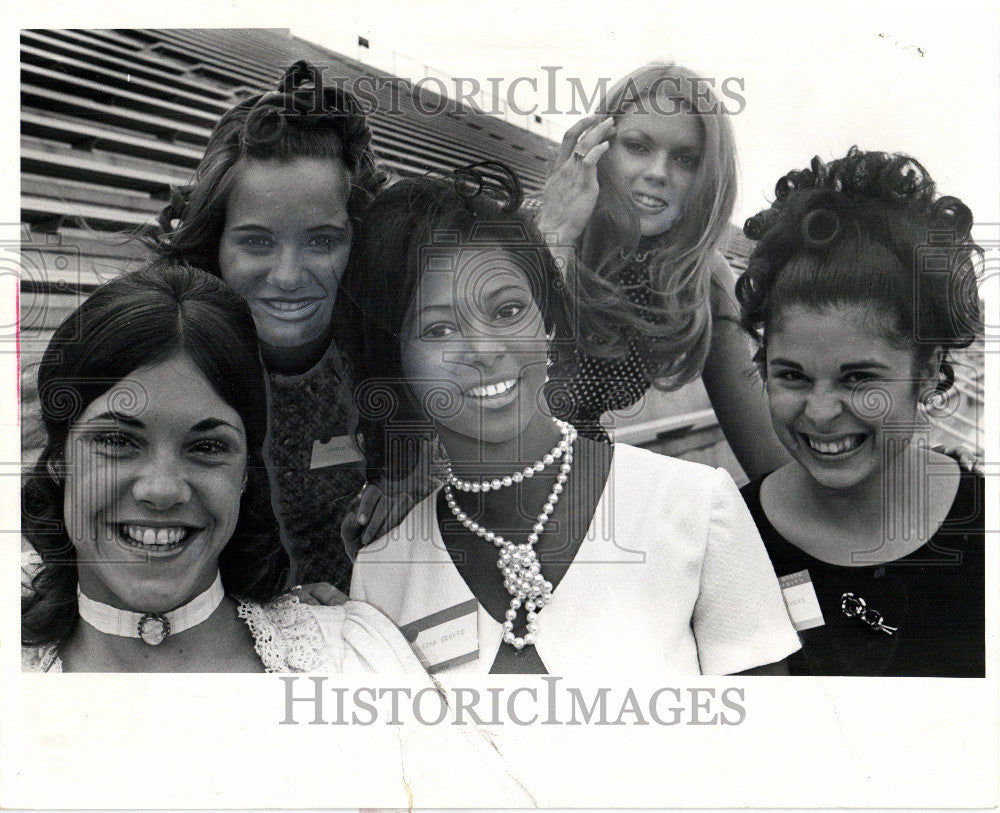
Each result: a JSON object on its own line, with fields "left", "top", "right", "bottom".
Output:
{"left": 917, "top": 346, "right": 946, "bottom": 402}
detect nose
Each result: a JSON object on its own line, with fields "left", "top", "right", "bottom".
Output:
{"left": 803, "top": 385, "right": 845, "bottom": 425}
{"left": 265, "top": 244, "right": 307, "bottom": 291}
{"left": 642, "top": 151, "right": 672, "bottom": 184}
{"left": 131, "top": 451, "right": 191, "bottom": 509}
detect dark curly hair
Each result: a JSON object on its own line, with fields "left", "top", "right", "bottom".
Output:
{"left": 736, "top": 147, "right": 981, "bottom": 386}
{"left": 150, "top": 61, "right": 386, "bottom": 275}
{"left": 22, "top": 264, "right": 290, "bottom": 647}
{"left": 342, "top": 162, "right": 573, "bottom": 481}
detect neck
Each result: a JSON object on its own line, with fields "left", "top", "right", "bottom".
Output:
{"left": 63, "top": 596, "right": 252, "bottom": 672}
{"left": 791, "top": 437, "right": 927, "bottom": 528}
{"left": 261, "top": 330, "right": 331, "bottom": 376}
{"left": 440, "top": 411, "right": 563, "bottom": 480}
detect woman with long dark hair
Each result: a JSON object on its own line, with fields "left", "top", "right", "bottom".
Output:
{"left": 21, "top": 263, "right": 423, "bottom": 673}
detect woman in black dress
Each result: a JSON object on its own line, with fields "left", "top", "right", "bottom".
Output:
{"left": 735, "top": 147, "right": 984, "bottom": 677}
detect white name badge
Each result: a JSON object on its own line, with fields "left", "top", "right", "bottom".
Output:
{"left": 309, "top": 434, "right": 365, "bottom": 470}
{"left": 779, "top": 569, "right": 825, "bottom": 631}
{"left": 398, "top": 599, "right": 479, "bottom": 674}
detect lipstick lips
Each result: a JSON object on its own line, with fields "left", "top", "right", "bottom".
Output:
{"left": 256, "top": 297, "right": 323, "bottom": 322}
{"left": 798, "top": 431, "right": 869, "bottom": 459}
{"left": 631, "top": 191, "right": 670, "bottom": 213}
{"left": 113, "top": 523, "right": 202, "bottom": 556}
{"left": 463, "top": 377, "right": 519, "bottom": 408}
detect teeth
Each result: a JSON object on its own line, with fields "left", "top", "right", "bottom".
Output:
{"left": 805, "top": 434, "right": 864, "bottom": 455}
{"left": 634, "top": 193, "right": 667, "bottom": 208}
{"left": 466, "top": 379, "right": 516, "bottom": 398}
{"left": 121, "top": 525, "right": 190, "bottom": 546}
{"left": 266, "top": 300, "right": 315, "bottom": 312}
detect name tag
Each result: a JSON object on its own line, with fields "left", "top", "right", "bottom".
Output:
{"left": 309, "top": 434, "right": 365, "bottom": 470}
{"left": 399, "top": 599, "right": 479, "bottom": 674}
{"left": 779, "top": 569, "right": 825, "bottom": 631}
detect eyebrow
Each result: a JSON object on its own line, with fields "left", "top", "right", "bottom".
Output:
{"left": 766, "top": 357, "right": 801, "bottom": 369}
{"left": 486, "top": 284, "right": 528, "bottom": 301}
{"left": 767, "top": 358, "right": 892, "bottom": 372}
{"left": 85, "top": 411, "right": 145, "bottom": 428}
{"left": 190, "top": 418, "right": 243, "bottom": 433}
{"left": 229, "top": 223, "right": 350, "bottom": 233}
{"left": 84, "top": 413, "right": 240, "bottom": 434}
{"left": 840, "top": 361, "right": 892, "bottom": 372}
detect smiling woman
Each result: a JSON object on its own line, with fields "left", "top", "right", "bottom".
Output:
{"left": 735, "top": 148, "right": 985, "bottom": 677}
{"left": 151, "top": 61, "right": 387, "bottom": 590}
{"left": 345, "top": 164, "right": 800, "bottom": 677}
{"left": 534, "top": 62, "right": 789, "bottom": 479}
{"left": 21, "top": 264, "right": 429, "bottom": 674}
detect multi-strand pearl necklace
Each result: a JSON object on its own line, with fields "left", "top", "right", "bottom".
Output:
{"left": 444, "top": 419, "right": 576, "bottom": 650}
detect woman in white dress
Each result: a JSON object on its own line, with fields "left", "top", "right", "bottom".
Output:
{"left": 344, "top": 164, "right": 800, "bottom": 676}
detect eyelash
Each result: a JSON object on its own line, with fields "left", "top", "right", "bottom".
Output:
{"left": 188, "top": 438, "right": 233, "bottom": 457}
{"left": 89, "top": 430, "right": 138, "bottom": 456}
{"left": 771, "top": 371, "right": 879, "bottom": 386}
{"left": 621, "top": 141, "right": 700, "bottom": 169}
{"left": 420, "top": 302, "right": 527, "bottom": 339}
{"left": 237, "top": 235, "right": 345, "bottom": 252}
{"left": 87, "top": 433, "right": 235, "bottom": 461}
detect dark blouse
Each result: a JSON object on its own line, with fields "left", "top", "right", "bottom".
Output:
{"left": 740, "top": 472, "right": 985, "bottom": 677}
{"left": 266, "top": 341, "right": 365, "bottom": 592}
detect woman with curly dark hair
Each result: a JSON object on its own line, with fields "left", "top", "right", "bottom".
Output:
{"left": 152, "top": 61, "right": 387, "bottom": 591}
{"left": 735, "top": 147, "right": 985, "bottom": 677}
{"left": 21, "top": 263, "right": 424, "bottom": 673}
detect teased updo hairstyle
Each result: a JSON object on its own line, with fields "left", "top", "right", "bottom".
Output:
{"left": 344, "top": 162, "right": 572, "bottom": 481}
{"left": 22, "top": 264, "right": 289, "bottom": 647}
{"left": 737, "top": 147, "right": 981, "bottom": 390}
{"left": 152, "top": 60, "right": 386, "bottom": 274}
{"left": 568, "top": 62, "right": 738, "bottom": 389}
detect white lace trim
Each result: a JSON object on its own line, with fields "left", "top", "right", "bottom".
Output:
{"left": 22, "top": 644, "right": 62, "bottom": 672}
{"left": 237, "top": 595, "right": 329, "bottom": 673}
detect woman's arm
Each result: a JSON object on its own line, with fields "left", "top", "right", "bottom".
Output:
{"left": 701, "top": 256, "right": 790, "bottom": 481}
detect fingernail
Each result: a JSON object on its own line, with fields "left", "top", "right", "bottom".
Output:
{"left": 357, "top": 513, "right": 367, "bottom": 525}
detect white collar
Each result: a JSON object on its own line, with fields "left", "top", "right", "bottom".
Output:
{"left": 77, "top": 572, "right": 225, "bottom": 646}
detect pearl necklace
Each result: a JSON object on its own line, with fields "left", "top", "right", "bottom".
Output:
{"left": 447, "top": 419, "right": 575, "bottom": 492}
{"left": 444, "top": 420, "right": 577, "bottom": 650}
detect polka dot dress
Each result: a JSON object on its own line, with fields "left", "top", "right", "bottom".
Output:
{"left": 549, "top": 259, "right": 653, "bottom": 440}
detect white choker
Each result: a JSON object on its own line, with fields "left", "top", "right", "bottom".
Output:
{"left": 77, "top": 572, "right": 225, "bottom": 646}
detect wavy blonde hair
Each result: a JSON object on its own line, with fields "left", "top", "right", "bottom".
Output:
{"left": 570, "top": 62, "right": 738, "bottom": 390}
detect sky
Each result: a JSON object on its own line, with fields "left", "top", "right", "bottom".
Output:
{"left": 293, "top": 0, "right": 1000, "bottom": 235}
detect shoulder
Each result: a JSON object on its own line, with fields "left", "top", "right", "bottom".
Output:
{"left": 353, "top": 488, "right": 443, "bottom": 566}
{"left": 238, "top": 595, "right": 422, "bottom": 674}
{"left": 609, "top": 445, "right": 742, "bottom": 524}
{"left": 942, "top": 469, "right": 985, "bottom": 535}
{"left": 612, "top": 442, "right": 721, "bottom": 483}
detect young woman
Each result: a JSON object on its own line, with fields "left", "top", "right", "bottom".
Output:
{"left": 344, "top": 164, "right": 800, "bottom": 676}
{"left": 152, "top": 61, "right": 386, "bottom": 591}
{"left": 735, "top": 147, "right": 985, "bottom": 677}
{"left": 21, "top": 264, "right": 424, "bottom": 674}
{"left": 535, "top": 62, "right": 788, "bottom": 478}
